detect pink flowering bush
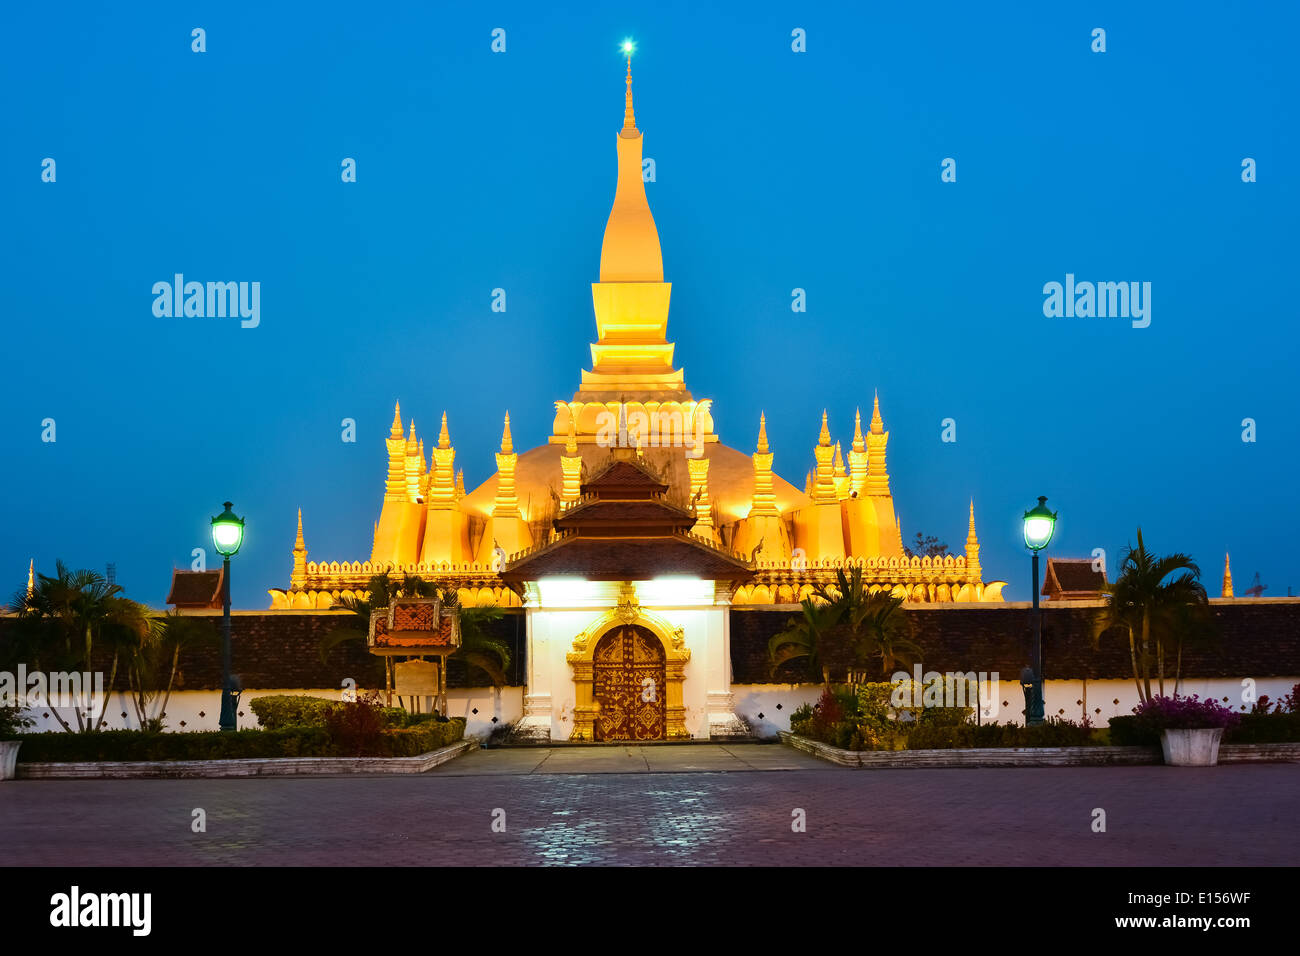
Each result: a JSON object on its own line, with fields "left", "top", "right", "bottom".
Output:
{"left": 1133, "top": 694, "right": 1241, "bottom": 730}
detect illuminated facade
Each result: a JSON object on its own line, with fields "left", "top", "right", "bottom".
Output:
{"left": 267, "top": 59, "right": 1007, "bottom": 740}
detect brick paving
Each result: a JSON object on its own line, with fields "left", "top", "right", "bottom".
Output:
{"left": 2, "top": 744, "right": 1296, "bottom": 866}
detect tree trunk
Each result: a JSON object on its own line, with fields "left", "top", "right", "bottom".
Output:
{"left": 1141, "top": 610, "right": 1152, "bottom": 702}
{"left": 154, "top": 643, "right": 182, "bottom": 725}
{"left": 95, "top": 652, "right": 120, "bottom": 733}
{"left": 1157, "top": 637, "right": 1165, "bottom": 698}
{"left": 1127, "top": 626, "right": 1144, "bottom": 704}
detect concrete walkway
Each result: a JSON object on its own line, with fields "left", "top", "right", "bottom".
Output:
{"left": 432, "top": 743, "right": 831, "bottom": 776}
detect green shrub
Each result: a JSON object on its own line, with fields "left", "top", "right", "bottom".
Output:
{"left": 1, "top": 705, "right": 35, "bottom": 738}
{"left": 248, "top": 695, "right": 335, "bottom": 730}
{"left": 1106, "top": 715, "right": 1159, "bottom": 746}
{"left": 375, "top": 718, "right": 467, "bottom": 756}
{"left": 788, "top": 703, "right": 814, "bottom": 737}
{"left": 1223, "top": 712, "right": 1300, "bottom": 744}
{"left": 380, "top": 708, "right": 443, "bottom": 728}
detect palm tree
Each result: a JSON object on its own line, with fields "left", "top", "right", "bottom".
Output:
{"left": 125, "top": 613, "right": 218, "bottom": 730}
{"left": 6, "top": 561, "right": 152, "bottom": 732}
{"left": 1094, "top": 529, "right": 1210, "bottom": 703}
{"left": 768, "top": 567, "right": 919, "bottom": 683}
{"left": 767, "top": 595, "right": 835, "bottom": 682}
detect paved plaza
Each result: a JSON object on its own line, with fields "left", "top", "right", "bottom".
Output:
{"left": 3, "top": 744, "right": 1297, "bottom": 866}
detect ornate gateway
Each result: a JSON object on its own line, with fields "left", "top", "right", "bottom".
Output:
{"left": 592, "top": 625, "right": 666, "bottom": 741}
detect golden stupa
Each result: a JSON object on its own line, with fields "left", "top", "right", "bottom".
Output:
{"left": 270, "top": 56, "right": 1005, "bottom": 610}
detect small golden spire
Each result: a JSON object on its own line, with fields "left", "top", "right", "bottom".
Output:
{"left": 406, "top": 419, "right": 417, "bottom": 452}
{"left": 818, "top": 410, "right": 831, "bottom": 446}
{"left": 757, "top": 412, "right": 769, "bottom": 455}
{"left": 390, "top": 401, "right": 403, "bottom": 438}
{"left": 870, "top": 390, "right": 884, "bottom": 434}
{"left": 1222, "top": 552, "right": 1234, "bottom": 598}
{"left": 966, "top": 500, "right": 981, "bottom": 579}
{"left": 622, "top": 49, "right": 637, "bottom": 134}
{"left": 853, "top": 408, "right": 865, "bottom": 452}
{"left": 291, "top": 510, "right": 308, "bottom": 590}
{"left": 438, "top": 411, "right": 450, "bottom": 449}
{"left": 27, "top": 559, "right": 34, "bottom": 597}
{"left": 501, "top": 412, "right": 514, "bottom": 454}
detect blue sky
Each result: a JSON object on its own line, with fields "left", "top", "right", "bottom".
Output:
{"left": 3, "top": 1, "right": 1297, "bottom": 607}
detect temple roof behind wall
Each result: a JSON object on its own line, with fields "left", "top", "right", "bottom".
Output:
{"left": 461, "top": 442, "right": 810, "bottom": 525}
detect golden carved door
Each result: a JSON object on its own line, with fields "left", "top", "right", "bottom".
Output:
{"left": 592, "top": 625, "right": 667, "bottom": 741}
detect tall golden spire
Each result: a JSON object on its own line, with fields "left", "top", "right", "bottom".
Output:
{"left": 600, "top": 49, "right": 663, "bottom": 282}
{"left": 750, "top": 413, "right": 778, "bottom": 517}
{"left": 966, "top": 500, "right": 981, "bottom": 580}
{"left": 382, "top": 402, "right": 407, "bottom": 503}
{"left": 428, "top": 412, "right": 457, "bottom": 508}
{"left": 866, "top": 391, "right": 891, "bottom": 496}
{"left": 404, "top": 420, "right": 421, "bottom": 501}
{"left": 849, "top": 407, "right": 868, "bottom": 497}
{"left": 501, "top": 411, "right": 514, "bottom": 455}
{"left": 1222, "top": 553, "right": 1234, "bottom": 598}
{"left": 811, "top": 411, "right": 838, "bottom": 503}
{"left": 27, "top": 559, "right": 34, "bottom": 597}
{"left": 291, "top": 509, "right": 308, "bottom": 589}
{"left": 493, "top": 413, "right": 521, "bottom": 518}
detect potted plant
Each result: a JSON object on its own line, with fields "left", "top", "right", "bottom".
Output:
{"left": 1133, "top": 695, "right": 1240, "bottom": 766}
{"left": 0, "top": 705, "right": 35, "bottom": 781}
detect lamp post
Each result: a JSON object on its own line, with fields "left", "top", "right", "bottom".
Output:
{"left": 1022, "top": 496, "right": 1057, "bottom": 726}
{"left": 210, "top": 501, "right": 245, "bottom": 732}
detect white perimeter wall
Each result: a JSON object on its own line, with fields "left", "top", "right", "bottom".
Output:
{"left": 20, "top": 686, "right": 523, "bottom": 740}
{"left": 20, "top": 678, "right": 1295, "bottom": 740}
{"left": 731, "top": 676, "right": 1300, "bottom": 738}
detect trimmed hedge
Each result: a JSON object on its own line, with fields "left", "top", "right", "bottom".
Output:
{"left": 904, "top": 718, "right": 1099, "bottom": 750}
{"left": 248, "top": 695, "right": 448, "bottom": 731}
{"left": 789, "top": 684, "right": 1101, "bottom": 751}
{"left": 15, "top": 718, "right": 466, "bottom": 762}
{"left": 1110, "top": 711, "right": 1300, "bottom": 746}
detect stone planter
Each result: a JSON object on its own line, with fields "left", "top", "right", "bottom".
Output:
{"left": 0, "top": 740, "right": 21, "bottom": 781}
{"left": 1161, "top": 727, "right": 1224, "bottom": 767}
